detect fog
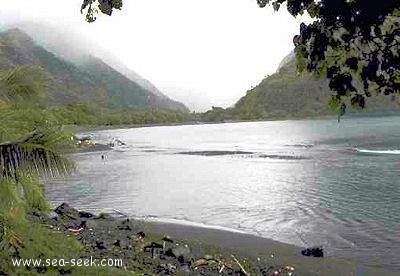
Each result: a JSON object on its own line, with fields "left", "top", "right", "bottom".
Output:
{"left": 0, "top": 0, "right": 310, "bottom": 111}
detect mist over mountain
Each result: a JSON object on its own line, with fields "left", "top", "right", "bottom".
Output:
{"left": 200, "top": 51, "right": 400, "bottom": 122}
{"left": 7, "top": 22, "right": 188, "bottom": 112}
{"left": 0, "top": 29, "right": 107, "bottom": 105}
{"left": 0, "top": 25, "right": 188, "bottom": 112}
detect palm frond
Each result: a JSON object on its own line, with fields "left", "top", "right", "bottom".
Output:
{"left": 0, "top": 128, "right": 75, "bottom": 179}
{"left": 0, "top": 66, "right": 47, "bottom": 102}
{"left": 0, "top": 103, "right": 62, "bottom": 143}
{"left": 0, "top": 108, "right": 30, "bottom": 142}
{"left": 19, "top": 176, "right": 49, "bottom": 214}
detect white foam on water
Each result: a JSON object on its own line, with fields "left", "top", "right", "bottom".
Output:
{"left": 138, "top": 216, "right": 248, "bottom": 234}
{"left": 355, "top": 148, "right": 400, "bottom": 154}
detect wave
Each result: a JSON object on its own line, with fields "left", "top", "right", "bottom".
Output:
{"left": 354, "top": 148, "right": 400, "bottom": 155}
{"left": 177, "top": 150, "right": 310, "bottom": 160}
{"left": 140, "top": 217, "right": 248, "bottom": 234}
{"left": 102, "top": 211, "right": 249, "bottom": 234}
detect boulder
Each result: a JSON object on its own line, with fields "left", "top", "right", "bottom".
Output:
{"left": 95, "top": 241, "right": 107, "bottom": 251}
{"left": 144, "top": 242, "right": 163, "bottom": 259}
{"left": 79, "top": 211, "right": 95, "bottom": 219}
{"left": 301, "top": 247, "right": 324, "bottom": 257}
{"left": 164, "top": 244, "right": 191, "bottom": 264}
{"left": 113, "top": 239, "right": 121, "bottom": 247}
{"left": 54, "top": 203, "right": 80, "bottom": 220}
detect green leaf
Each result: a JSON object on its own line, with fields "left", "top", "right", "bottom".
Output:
{"left": 307, "top": 3, "right": 320, "bottom": 18}
{"left": 0, "top": 128, "right": 75, "bottom": 180}
{"left": 85, "top": 5, "right": 97, "bottom": 23}
{"left": 296, "top": 46, "right": 306, "bottom": 73}
{"left": 328, "top": 95, "right": 340, "bottom": 110}
{"left": 0, "top": 66, "right": 46, "bottom": 102}
{"left": 112, "top": 0, "right": 123, "bottom": 10}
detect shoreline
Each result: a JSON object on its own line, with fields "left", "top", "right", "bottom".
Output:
{"left": 46, "top": 203, "right": 398, "bottom": 275}
{"left": 110, "top": 217, "right": 400, "bottom": 275}
{"left": 64, "top": 116, "right": 337, "bottom": 134}
{"left": 65, "top": 111, "right": 400, "bottom": 134}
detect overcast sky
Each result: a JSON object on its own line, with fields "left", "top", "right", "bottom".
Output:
{"left": 1, "top": 0, "right": 308, "bottom": 111}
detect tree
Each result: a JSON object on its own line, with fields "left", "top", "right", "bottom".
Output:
{"left": 258, "top": 1, "right": 400, "bottom": 113}
{"left": 0, "top": 66, "right": 74, "bottom": 256}
{"left": 0, "top": 65, "right": 74, "bottom": 201}
{"left": 0, "top": 66, "right": 74, "bottom": 180}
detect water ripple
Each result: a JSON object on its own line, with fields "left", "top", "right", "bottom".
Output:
{"left": 46, "top": 118, "right": 400, "bottom": 270}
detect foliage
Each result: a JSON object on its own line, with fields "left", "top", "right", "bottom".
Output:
{"left": 107, "top": 108, "right": 189, "bottom": 125}
{"left": 51, "top": 102, "right": 191, "bottom": 126}
{"left": 81, "top": 0, "right": 123, "bottom": 22}
{"left": 52, "top": 102, "right": 99, "bottom": 125}
{"left": 0, "top": 103, "right": 61, "bottom": 142}
{"left": 257, "top": 1, "right": 400, "bottom": 114}
{"left": 77, "top": 58, "right": 148, "bottom": 109}
{"left": 0, "top": 66, "right": 46, "bottom": 102}
{"left": 0, "top": 64, "right": 87, "bottom": 275}
{"left": 0, "top": 63, "right": 169, "bottom": 275}
{"left": 201, "top": 106, "right": 235, "bottom": 122}
{"left": 0, "top": 127, "right": 75, "bottom": 179}
{"left": 0, "top": 67, "right": 75, "bottom": 180}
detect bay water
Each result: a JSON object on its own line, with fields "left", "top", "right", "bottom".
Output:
{"left": 46, "top": 116, "right": 400, "bottom": 269}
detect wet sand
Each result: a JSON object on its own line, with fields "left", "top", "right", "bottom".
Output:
{"left": 141, "top": 219, "right": 398, "bottom": 276}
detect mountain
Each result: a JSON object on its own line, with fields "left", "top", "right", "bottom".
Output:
{"left": 0, "top": 26, "right": 188, "bottom": 112}
{"left": 0, "top": 29, "right": 109, "bottom": 106}
{"left": 229, "top": 51, "right": 400, "bottom": 120}
{"left": 76, "top": 56, "right": 189, "bottom": 110}
{"left": 11, "top": 22, "right": 186, "bottom": 109}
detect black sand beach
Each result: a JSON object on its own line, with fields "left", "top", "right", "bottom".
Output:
{"left": 139, "top": 220, "right": 399, "bottom": 275}
{"left": 43, "top": 203, "right": 398, "bottom": 276}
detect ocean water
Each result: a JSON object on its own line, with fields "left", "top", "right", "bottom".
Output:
{"left": 46, "top": 116, "right": 400, "bottom": 270}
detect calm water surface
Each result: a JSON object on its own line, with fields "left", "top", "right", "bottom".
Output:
{"left": 46, "top": 117, "right": 400, "bottom": 269}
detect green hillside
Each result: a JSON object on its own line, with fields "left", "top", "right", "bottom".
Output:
{"left": 76, "top": 57, "right": 188, "bottom": 111}
{"left": 202, "top": 51, "right": 400, "bottom": 122}
{"left": 232, "top": 55, "right": 333, "bottom": 120}
{"left": 0, "top": 28, "right": 188, "bottom": 112}
{"left": 0, "top": 29, "right": 109, "bottom": 107}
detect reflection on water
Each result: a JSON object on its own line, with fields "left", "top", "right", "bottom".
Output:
{"left": 46, "top": 117, "right": 400, "bottom": 269}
